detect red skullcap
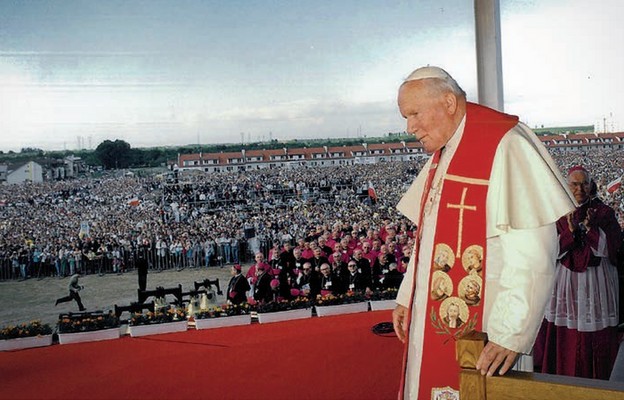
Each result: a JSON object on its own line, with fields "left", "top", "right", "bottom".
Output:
{"left": 568, "top": 165, "right": 588, "bottom": 176}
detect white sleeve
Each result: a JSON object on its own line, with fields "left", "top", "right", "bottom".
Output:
{"left": 394, "top": 157, "right": 433, "bottom": 307}
{"left": 484, "top": 223, "right": 558, "bottom": 354}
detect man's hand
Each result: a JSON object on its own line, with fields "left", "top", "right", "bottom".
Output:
{"left": 584, "top": 207, "right": 596, "bottom": 230}
{"left": 475, "top": 341, "right": 518, "bottom": 377}
{"left": 392, "top": 305, "right": 408, "bottom": 343}
{"left": 566, "top": 212, "right": 575, "bottom": 232}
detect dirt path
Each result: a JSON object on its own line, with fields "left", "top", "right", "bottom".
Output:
{"left": 0, "top": 266, "right": 235, "bottom": 328}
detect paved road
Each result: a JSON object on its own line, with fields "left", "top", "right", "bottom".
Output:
{"left": 0, "top": 266, "right": 235, "bottom": 328}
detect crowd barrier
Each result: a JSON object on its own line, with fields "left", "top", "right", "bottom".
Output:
{"left": 0, "top": 241, "right": 258, "bottom": 281}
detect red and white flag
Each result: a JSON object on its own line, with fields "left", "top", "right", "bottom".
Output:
{"left": 367, "top": 181, "right": 378, "bottom": 201}
{"left": 127, "top": 197, "right": 140, "bottom": 206}
{"left": 607, "top": 176, "right": 622, "bottom": 193}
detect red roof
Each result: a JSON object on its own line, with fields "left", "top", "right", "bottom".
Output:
{"left": 289, "top": 147, "right": 325, "bottom": 156}
{"left": 176, "top": 132, "right": 624, "bottom": 168}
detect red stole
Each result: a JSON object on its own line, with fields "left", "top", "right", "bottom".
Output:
{"left": 401, "top": 103, "right": 518, "bottom": 399}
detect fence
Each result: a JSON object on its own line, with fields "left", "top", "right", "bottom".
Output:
{"left": 0, "top": 241, "right": 253, "bottom": 281}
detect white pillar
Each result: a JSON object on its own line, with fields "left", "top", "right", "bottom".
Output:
{"left": 474, "top": 0, "right": 504, "bottom": 111}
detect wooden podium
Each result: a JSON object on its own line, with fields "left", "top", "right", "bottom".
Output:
{"left": 456, "top": 332, "right": 624, "bottom": 400}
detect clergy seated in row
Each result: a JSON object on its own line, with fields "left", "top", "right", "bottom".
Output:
{"left": 289, "top": 260, "right": 392, "bottom": 299}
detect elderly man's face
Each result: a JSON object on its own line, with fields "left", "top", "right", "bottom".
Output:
{"left": 398, "top": 80, "right": 457, "bottom": 153}
{"left": 568, "top": 170, "right": 590, "bottom": 203}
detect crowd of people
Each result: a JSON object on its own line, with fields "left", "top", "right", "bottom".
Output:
{"left": 0, "top": 160, "right": 418, "bottom": 280}
{"left": 0, "top": 148, "right": 622, "bottom": 284}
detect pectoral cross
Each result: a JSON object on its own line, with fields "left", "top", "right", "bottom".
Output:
{"left": 446, "top": 187, "right": 476, "bottom": 258}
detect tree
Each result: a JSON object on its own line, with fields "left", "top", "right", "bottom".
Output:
{"left": 20, "top": 147, "right": 43, "bottom": 155}
{"left": 94, "top": 139, "right": 132, "bottom": 169}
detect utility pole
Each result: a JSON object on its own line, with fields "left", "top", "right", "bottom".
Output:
{"left": 474, "top": 0, "right": 504, "bottom": 111}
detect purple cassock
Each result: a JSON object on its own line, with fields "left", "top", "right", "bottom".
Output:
{"left": 534, "top": 197, "right": 621, "bottom": 380}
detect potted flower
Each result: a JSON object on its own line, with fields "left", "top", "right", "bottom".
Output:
{"left": 194, "top": 303, "right": 252, "bottom": 329}
{"left": 0, "top": 320, "right": 53, "bottom": 351}
{"left": 57, "top": 312, "right": 120, "bottom": 345}
{"left": 128, "top": 307, "right": 188, "bottom": 337}
{"left": 369, "top": 288, "right": 398, "bottom": 311}
{"left": 315, "top": 292, "right": 369, "bottom": 317}
{"left": 256, "top": 296, "right": 313, "bottom": 324}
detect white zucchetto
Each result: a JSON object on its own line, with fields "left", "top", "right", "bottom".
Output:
{"left": 404, "top": 66, "right": 453, "bottom": 82}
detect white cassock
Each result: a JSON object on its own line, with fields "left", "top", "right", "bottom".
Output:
{"left": 395, "top": 115, "right": 576, "bottom": 399}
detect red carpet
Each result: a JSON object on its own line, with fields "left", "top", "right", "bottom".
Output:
{"left": 0, "top": 310, "right": 402, "bottom": 400}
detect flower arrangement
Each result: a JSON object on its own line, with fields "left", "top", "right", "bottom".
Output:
{"left": 255, "top": 297, "right": 312, "bottom": 314}
{"left": 0, "top": 320, "right": 53, "bottom": 340}
{"left": 342, "top": 290, "right": 369, "bottom": 303}
{"left": 315, "top": 291, "right": 369, "bottom": 307}
{"left": 315, "top": 293, "right": 342, "bottom": 307}
{"left": 369, "top": 288, "right": 398, "bottom": 301}
{"left": 57, "top": 312, "right": 119, "bottom": 334}
{"left": 129, "top": 307, "right": 186, "bottom": 326}
{"left": 195, "top": 303, "right": 253, "bottom": 319}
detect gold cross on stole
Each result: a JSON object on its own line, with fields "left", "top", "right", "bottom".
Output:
{"left": 446, "top": 187, "right": 476, "bottom": 258}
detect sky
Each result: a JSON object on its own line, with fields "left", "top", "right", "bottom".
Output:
{"left": 0, "top": 0, "right": 622, "bottom": 152}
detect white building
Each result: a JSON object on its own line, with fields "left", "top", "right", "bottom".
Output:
{"left": 6, "top": 161, "right": 44, "bottom": 184}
